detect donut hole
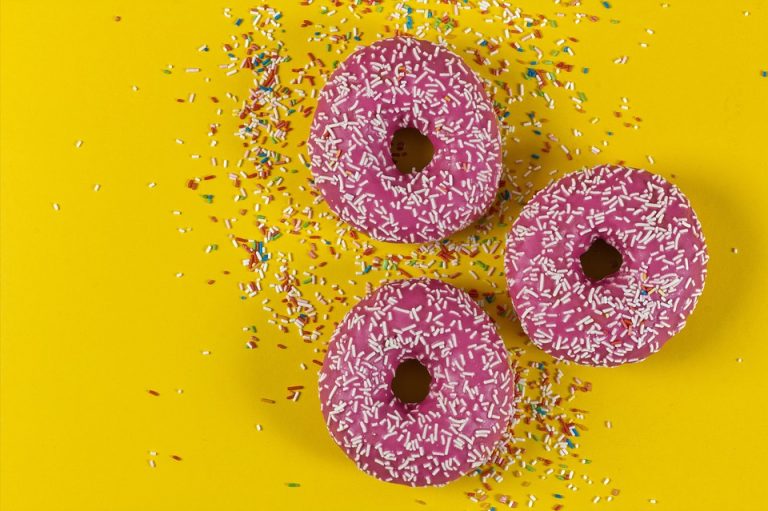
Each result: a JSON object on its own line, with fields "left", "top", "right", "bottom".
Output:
{"left": 389, "top": 127, "right": 434, "bottom": 175}
{"left": 391, "top": 359, "right": 431, "bottom": 404}
{"left": 580, "top": 238, "right": 623, "bottom": 281}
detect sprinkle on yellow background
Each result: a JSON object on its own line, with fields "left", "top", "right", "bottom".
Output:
{"left": 1, "top": 1, "right": 767, "bottom": 510}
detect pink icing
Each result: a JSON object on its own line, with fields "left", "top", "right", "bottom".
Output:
{"left": 318, "top": 278, "right": 515, "bottom": 486}
{"left": 505, "top": 165, "right": 708, "bottom": 367}
{"left": 308, "top": 37, "right": 502, "bottom": 243}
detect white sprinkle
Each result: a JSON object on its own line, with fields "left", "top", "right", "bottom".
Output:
{"left": 75, "top": 140, "right": 83, "bottom": 148}
{"left": 52, "top": 203, "right": 60, "bottom": 211}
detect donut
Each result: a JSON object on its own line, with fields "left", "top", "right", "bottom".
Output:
{"left": 318, "top": 278, "right": 515, "bottom": 486}
{"left": 308, "top": 37, "right": 502, "bottom": 243}
{"left": 505, "top": 165, "right": 708, "bottom": 367}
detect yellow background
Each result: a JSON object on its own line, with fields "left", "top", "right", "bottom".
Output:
{"left": 2, "top": 1, "right": 767, "bottom": 510}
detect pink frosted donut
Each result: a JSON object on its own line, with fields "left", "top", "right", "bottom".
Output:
{"left": 505, "top": 165, "right": 708, "bottom": 367}
{"left": 308, "top": 37, "right": 502, "bottom": 243}
{"left": 318, "top": 278, "right": 515, "bottom": 486}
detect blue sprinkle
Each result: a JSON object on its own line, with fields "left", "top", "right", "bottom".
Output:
{"left": 235, "top": 18, "right": 243, "bottom": 26}
{"left": 566, "top": 438, "right": 575, "bottom": 448}
{"left": 554, "top": 494, "right": 564, "bottom": 499}
{"left": 531, "top": 154, "right": 540, "bottom": 160}
{"left": 762, "top": 70, "right": 768, "bottom": 77}
{"left": 582, "top": 67, "right": 590, "bottom": 74}
{"left": 526, "top": 68, "right": 537, "bottom": 78}
{"left": 602, "top": 1, "right": 612, "bottom": 8}
{"left": 533, "top": 129, "right": 542, "bottom": 135}
{"left": 274, "top": 12, "right": 282, "bottom": 20}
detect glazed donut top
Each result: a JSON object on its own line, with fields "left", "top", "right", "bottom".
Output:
{"left": 308, "top": 37, "right": 502, "bottom": 243}
{"left": 318, "top": 278, "right": 515, "bottom": 486}
{"left": 505, "top": 165, "right": 708, "bottom": 366}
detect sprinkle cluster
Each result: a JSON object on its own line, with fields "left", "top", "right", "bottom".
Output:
{"left": 505, "top": 165, "right": 708, "bottom": 366}
{"left": 172, "top": 0, "right": 648, "bottom": 506}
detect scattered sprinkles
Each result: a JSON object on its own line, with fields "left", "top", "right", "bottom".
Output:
{"left": 161, "top": 0, "right": 653, "bottom": 505}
